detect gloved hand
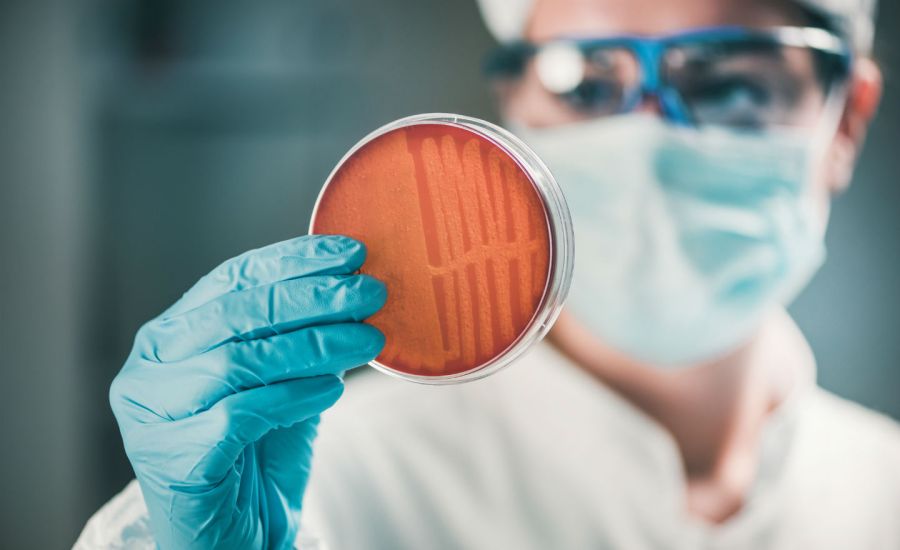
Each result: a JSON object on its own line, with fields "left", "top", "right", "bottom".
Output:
{"left": 109, "top": 235, "right": 386, "bottom": 550}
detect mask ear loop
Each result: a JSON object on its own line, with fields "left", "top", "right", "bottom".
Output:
{"left": 809, "top": 80, "right": 851, "bottom": 158}
{"left": 796, "top": 72, "right": 852, "bottom": 238}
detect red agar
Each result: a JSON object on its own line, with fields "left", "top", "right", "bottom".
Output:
{"left": 312, "top": 123, "right": 551, "bottom": 377}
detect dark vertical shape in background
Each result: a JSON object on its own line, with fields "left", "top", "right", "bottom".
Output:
{"left": 0, "top": 0, "right": 87, "bottom": 547}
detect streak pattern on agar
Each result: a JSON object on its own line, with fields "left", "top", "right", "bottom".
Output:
{"left": 312, "top": 124, "right": 551, "bottom": 377}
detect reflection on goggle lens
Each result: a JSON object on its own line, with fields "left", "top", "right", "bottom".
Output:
{"left": 486, "top": 26, "right": 852, "bottom": 129}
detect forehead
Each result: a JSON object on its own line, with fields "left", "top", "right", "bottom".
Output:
{"left": 526, "top": 0, "right": 807, "bottom": 41}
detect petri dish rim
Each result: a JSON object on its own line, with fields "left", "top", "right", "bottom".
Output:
{"left": 309, "top": 113, "right": 574, "bottom": 385}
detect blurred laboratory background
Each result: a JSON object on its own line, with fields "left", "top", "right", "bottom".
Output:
{"left": 1, "top": 0, "right": 898, "bottom": 546}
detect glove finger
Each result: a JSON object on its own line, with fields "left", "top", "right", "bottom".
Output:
{"left": 116, "top": 323, "right": 383, "bottom": 420}
{"left": 137, "top": 375, "right": 344, "bottom": 488}
{"left": 163, "top": 235, "right": 367, "bottom": 318}
{"left": 139, "top": 274, "right": 386, "bottom": 363}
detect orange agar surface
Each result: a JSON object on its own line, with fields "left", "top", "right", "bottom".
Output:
{"left": 312, "top": 123, "right": 551, "bottom": 377}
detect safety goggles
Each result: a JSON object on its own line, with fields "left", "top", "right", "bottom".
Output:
{"left": 484, "top": 26, "right": 853, "bottom": 130}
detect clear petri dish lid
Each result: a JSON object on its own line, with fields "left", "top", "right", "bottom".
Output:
{"left": 310, "top": 113, "right": 573, "bottom": 384}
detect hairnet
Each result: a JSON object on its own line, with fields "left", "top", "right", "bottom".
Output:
{"left": 475, "top": 0, "right": 877, "bottom": 52}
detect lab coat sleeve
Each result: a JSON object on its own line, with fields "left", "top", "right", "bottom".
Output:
{"left": 73, "top": 479, "right": 327, "bottom": 549}
{"left": 72, "top": 480, "right": 154, "bottom": 550}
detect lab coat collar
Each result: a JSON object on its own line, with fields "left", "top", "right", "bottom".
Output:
{"left": 692, "top": 309, "right": 817, "bottom": 541}
{"left": 541, "top": 307, "right": 816, "bottom": 534}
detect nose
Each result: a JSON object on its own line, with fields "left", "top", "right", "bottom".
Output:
{"left": 633, "top": 91, "right": 664, "bottom": 115}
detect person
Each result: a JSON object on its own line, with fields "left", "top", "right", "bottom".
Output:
{"left": 76, "top": 0, "right": 900, "bottom": 548}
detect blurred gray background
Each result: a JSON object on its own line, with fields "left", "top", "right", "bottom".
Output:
{"left": 1, "top": 0, "right": 897, "bottom": 547}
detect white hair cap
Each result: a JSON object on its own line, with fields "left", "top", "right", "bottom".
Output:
{"left": 474, "top": 0, "right": 877, "bottom": 52}
{"left": 802, "top": 0, "right": 877, "bottom": 52}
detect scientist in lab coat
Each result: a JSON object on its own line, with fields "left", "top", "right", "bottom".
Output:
{"left": 77, "top": 0, "right": 900, "bottom": 548}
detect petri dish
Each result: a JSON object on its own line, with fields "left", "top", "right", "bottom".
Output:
{"left": 310, "top": 113, "right": 573, "bottom": 384}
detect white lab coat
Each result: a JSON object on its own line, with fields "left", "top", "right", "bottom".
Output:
{"left": 76, "top": 312, "right": 900, "bottom": 549}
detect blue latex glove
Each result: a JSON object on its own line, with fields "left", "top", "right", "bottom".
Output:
{"left": 109, "top": 235, "right": 386, "bottom": 550}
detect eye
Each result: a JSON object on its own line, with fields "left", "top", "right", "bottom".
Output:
{"left": 560, "top": 78, "right": 625, "bottom": 113}
{"left": 687, "top": 75, "right": 771, "bottom": 108}
{"left": 675, "top": 74, "right": 775, "bottom": 128}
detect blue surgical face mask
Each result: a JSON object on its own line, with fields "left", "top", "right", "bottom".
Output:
{"left": 512, "top": 113, "right": 826, "bottom": 368}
